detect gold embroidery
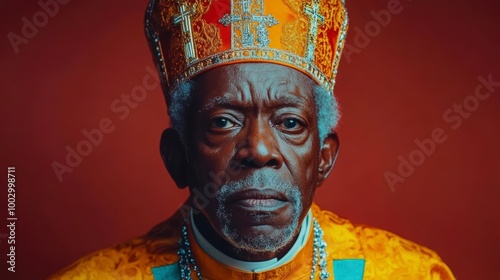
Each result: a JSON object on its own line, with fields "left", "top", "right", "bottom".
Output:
{"left": 191, "top": 0, "right": 222, "bottom": 60}
{"left": 280, "top": 0, "right": 343, "bottom": 80}
{"left": 281, "top": 0, "right": 303, "bottom": 14}
{"left": 193, "top": 19, "right": 222, "bottom": 59}
{"left": 146, "top": 0, "right": 350, "bottom": 97}
{"left": 281, "top": 15, "right": 307, "bottom": 57}
{"left": 315, "top": 28, "right": 333, "bottom": 79}
{"left": 173, "top": 1, "right": 198, "bottom": 63}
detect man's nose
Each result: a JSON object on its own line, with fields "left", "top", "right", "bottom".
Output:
{"left": 235, "top": 119, "right": 283, "bottom": 169}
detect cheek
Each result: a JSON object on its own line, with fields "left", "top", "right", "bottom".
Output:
{"left": 298, "top": 154, "right": 319, "bottom": 208}
{"left": 281, "top": 137, "right": 320, "bottom": 188}
{"left": 189, "top": 141, "right": 236, "bottom": 185}
{"left": 187, "top": 144, "right": 232, "bottom": 219}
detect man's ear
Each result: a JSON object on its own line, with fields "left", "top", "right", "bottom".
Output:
{"left": 160, "top": 128, "right": 189, "bottom": 189}
{"left": 317, "top": 132, "right": 340, "bottom": 185}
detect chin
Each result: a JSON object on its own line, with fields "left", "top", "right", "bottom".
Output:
{"left": 229, "top": 225, "right": 297, "bottom": 254}
{"left": 219, "top": 214, "right": 301, "bottom": 254}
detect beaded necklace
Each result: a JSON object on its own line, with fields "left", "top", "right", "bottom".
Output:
{"left": 177, "top": 218, "right": 329, "bottom": 279}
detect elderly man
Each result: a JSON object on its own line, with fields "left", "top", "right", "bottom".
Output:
{"left": 51, "top": 0, "right": 455, "bottom": 279}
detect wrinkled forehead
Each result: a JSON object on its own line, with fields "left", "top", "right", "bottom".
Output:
{"left": 191, "top": 62, "right": 317, "bottom": 107}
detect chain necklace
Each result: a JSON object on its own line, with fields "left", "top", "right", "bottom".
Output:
{"left": 177, "top": 218, "right": 329, "bottom": 280}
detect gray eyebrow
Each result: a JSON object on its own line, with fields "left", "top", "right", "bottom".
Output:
{"left": 274, "top": 95, "right": 305, "bottom": 106}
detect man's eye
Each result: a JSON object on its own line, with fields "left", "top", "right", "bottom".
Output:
{"left": 278, "top": 118, "right": 304, "bottom": 132}
{"left": 209, "top": 117, "right": 235, "bottom": 129}
{"left": 283, "top": 118, "right": 299, "bottom": 129}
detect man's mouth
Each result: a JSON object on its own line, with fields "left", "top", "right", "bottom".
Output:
{"left": 226, "top": 189, "right": 289, "bottom": 210}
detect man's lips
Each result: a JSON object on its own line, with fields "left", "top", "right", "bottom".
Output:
{"left": 226, "top": 189, "right": 289, "bottom": 210}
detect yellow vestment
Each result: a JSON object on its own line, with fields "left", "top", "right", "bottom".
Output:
{"left": 50, "top": 204, "right": 455, "bottom": 279}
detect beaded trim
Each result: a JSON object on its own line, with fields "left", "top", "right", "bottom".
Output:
{"left": 310, "top": 219, "right": 330, "bottom": 280}
{"left": 178, "top": 225, "right": 204, "bottom": 280}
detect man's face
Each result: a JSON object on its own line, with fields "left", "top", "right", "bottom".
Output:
{"left": 186, "top": 63, "right": 322, "bottom": 255}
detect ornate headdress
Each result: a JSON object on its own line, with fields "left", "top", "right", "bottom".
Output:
{"left": 145, "top": 0, "right": 348, "bottom": 104}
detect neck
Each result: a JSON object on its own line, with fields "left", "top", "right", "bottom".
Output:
{"left": 192, "top": 210, "right": 299, "bottom": 261}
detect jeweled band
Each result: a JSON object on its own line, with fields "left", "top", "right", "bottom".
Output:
{"left": 145, "top": 0, "right": 349, "bottom": 104}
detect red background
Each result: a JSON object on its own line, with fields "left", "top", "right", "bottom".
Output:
{"left": 1, "top": 0, "right": 499, "bottom": 279}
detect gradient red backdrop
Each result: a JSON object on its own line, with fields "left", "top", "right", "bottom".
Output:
{"left": 1, "top": 0, "right": 499, "bottom": 279}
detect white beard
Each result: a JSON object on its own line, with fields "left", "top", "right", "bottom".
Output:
{"left": 216, "top": 170, "right": 303, "bottom": 254}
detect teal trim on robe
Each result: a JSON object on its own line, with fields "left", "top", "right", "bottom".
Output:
{"left": 152, "top": 262, "right": 181, "bottom": 280}
{"left": 333, "top": 259, "right": 365, "bottom": 280}
{"left": 151, "top": 259, "right": 365, "bottom": 279}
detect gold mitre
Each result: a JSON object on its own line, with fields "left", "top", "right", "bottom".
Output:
{"left": 145, "top": 0, "right": 348, "bottom": 103}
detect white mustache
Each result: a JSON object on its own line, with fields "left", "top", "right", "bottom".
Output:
{"left": 217, "top": 170, "right": 300, "bottom": 205}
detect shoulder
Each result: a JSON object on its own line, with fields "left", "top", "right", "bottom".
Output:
{"left": 49, "top": 210, "right": 185, "bottom": 280}
{"left": 311, "top": 204, "right": 455, "bottom": 279}
{"left": 354, "top": 224, "right": 455, "bottom": 279}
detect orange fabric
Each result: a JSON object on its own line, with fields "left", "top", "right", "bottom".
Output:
{"left": 49, "top": 204, "right": 455, "bottom": 279}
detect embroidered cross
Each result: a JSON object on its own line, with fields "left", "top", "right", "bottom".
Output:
{"left": 304, "top": 0, "right": 325, "bottom": 61}
{"left": 219, "top": 0, "right": 278, "bottom": 47}
{"left": 173, "top": 2, "right": 198, "bottom": 63}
